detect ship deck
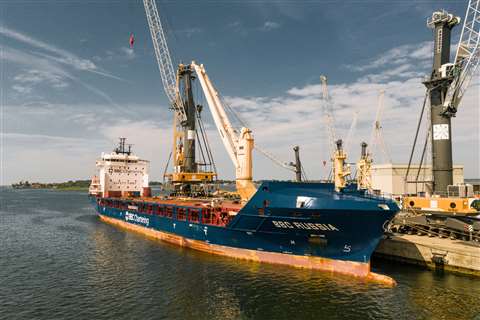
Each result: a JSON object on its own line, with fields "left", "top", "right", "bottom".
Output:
{"left": 119, "top": 196, "right": 243, "bottom": 211}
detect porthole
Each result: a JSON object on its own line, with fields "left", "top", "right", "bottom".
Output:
{"left": 409, "top": 201, "right": 415, "bottom": 207}
{"left": 450, "top": 202, "right": 456, "bottom": 209}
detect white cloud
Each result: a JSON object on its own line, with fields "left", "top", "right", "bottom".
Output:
{"left": 2, "top": 45, "right": 126, "bottom": 114}
{"left": 227, "top": 21, "right": 248, "bottom": 36}
{"left": 346, "top": 41, "right": 433, "bottom": 72}
{"left": 0, "top": 25, "right": 122, "bottom": 80}
{"left": 176, "top": 27, "right": 203, "bottom": 38}
{"left": 119, "top": 47, "right": 136, "bottom": 60}
{"left": 14, "top": 69, "right": 69, "bottom": 89}
{"left": 11, "top": 84, "right": 32, "bottom": 94}
{"left": 261, "top": 21, "right": 281, "bottom": 31}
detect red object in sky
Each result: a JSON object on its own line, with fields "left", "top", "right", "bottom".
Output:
{"left": 129, "top": 33, "right": 135, "bottom": 48}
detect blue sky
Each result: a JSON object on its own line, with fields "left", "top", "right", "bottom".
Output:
{"left": 1, "top": 0, "right": 478, "bottom": 184}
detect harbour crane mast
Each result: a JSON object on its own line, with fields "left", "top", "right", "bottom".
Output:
{"left": 423, "top": 0, "right": 479, "bottom": 195}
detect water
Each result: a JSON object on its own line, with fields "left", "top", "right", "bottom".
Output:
{"left": 1, "top": 188, "right": 479, "bottom": 320}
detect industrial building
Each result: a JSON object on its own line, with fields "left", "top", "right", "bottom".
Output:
{"left": 371, "top": 163, "right": 464, "bottom": 197}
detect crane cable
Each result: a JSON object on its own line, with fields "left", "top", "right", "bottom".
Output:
{"left": 214, "top": 91, "right": 300, "bottom": 173}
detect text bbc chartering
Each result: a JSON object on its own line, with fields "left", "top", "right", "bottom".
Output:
{"left": 272, "top": 220, "right": 339, "bottom": 231}
{"left": 125, "top": 212, "right": 150, "bottom": 226}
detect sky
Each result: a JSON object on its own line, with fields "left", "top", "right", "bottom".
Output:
{"left": 1, "top": 0, "right": 479, "bottom": 185}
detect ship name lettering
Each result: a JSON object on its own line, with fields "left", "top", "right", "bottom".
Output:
{"left": 272, "top": 220, "right": 294, "bottom": 228}
{"left": 272, "top": 220, "right": 339, "bottom": 231}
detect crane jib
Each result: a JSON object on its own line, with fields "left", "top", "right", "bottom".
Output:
{"left": 442, "top": 0, "right": 480, "bottom": 114}
{"left": 143, "top": 0, "right": 188, "bottom": 122}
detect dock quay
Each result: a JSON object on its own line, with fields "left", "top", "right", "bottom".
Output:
{"left": 374, "top": 233, "right": 480, "bottom": 277}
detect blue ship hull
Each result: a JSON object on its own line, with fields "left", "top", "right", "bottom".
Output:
{"left": 92, "top": 181, "right": 399, "bottom": 283}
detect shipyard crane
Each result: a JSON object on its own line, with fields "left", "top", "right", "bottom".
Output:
{"left": 369, "top": 90, "right": 392, "bottom": 164}
{"left": 344, "top": 111, "right": 359, "bottom": 154}
{"left": 320, "top": 75, "right": 337, "bottom": 156}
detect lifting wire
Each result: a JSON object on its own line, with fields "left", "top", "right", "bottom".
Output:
{"left": 404, "top": 88, "right": 432, "bottom": 192}
{"left": 216, "top": 91, "right": 301, "bottom": 175}
{"left": 300, "top": 163, "right": 308, "bottom": 181}
{"left": 415, "top": 124, "right": 431, "bottom": 194}
{"left": 163, "top": 151, "right": 172, "bottom": 184}
{"left": 194, "top": 86, "right": 218, "bottom": 176}
{"left": 254, "top": 145, "right": 296, "bottom": 173}
{"left": 196, "top": 109, "right": 217, "bottom": 176}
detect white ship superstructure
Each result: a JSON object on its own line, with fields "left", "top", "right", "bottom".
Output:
{"left": 91, "top": 138, "right": 150, "bottom": 198}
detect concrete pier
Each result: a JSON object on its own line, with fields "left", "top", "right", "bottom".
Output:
{"left": 374, "top": 234, "right": 480, "bottom": 276}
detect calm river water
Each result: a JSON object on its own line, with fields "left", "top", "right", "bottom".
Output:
{"left": 1, "top": 188, "right": 479, "bottom": 320}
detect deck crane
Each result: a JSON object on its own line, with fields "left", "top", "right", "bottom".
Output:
{"left": 321, "top": 75, "right": 354, "bottom": 190}
{"left": 143, "top": 0, "right": 216, "bottom": 195}
{"left": 254, "top": 145, "right": 303, "bottom": 182}
{"left": 192, "top": 63, "right": 256, "bottom": 201}
{"left": 192, "top": 64, "right": 304, "bottom": 194}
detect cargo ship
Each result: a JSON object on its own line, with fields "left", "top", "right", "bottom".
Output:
{"left": 89, "top": 0, "right": 399, "bottom": 286}
{"left": 90, "top": 138, "right": 399, "bottom": 285}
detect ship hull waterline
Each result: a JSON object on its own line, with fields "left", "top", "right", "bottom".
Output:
{"left": 98, "top": 213, "right": 396, "bottom": 286}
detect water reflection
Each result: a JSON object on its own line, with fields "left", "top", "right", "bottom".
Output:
{"left": 1, "top": 188, "right": 480, "bottom": 320}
